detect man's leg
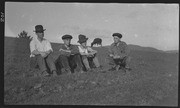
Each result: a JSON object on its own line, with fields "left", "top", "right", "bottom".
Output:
{"left": 30, "top": 56, "right": 38, "bottom": 69}
{"left": 122, "top": 56, "right": 131, "bottom": 69}
{"left": 72, "top": 54, "right": 84, "bottom": 73}
{"left": 92, "top": 56, "right": 100, "bottom": 68}
{"left": 36, "top": 55, "right": 49, "bottom": 76}
{"left": 57, "top": 55, "right": 71, "bottom": 74}
{"left": 81, "top": 55, "right": 91, "bottom": 71}
{"left": 45, "top": 53, "right": 57, "bottom": 76}
{"left": 108, "top": 56, "right": 121, "bottom": 71}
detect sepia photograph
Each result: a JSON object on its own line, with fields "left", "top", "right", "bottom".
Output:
{"left": 4, "top": 2, "right": 179, "bottom": 106}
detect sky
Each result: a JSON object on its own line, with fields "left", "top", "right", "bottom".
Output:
{"left": 5, "top": 2, "right": 179, "bottom": 51}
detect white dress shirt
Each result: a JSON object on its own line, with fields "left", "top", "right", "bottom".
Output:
{"left": 30, "top": 37, "right": 53, "bottom": 57}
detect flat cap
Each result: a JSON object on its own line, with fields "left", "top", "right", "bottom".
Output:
{"left": 62, "top": 34, "right": 73, "bottom": 40}
{"left": 112, "top": 33, "right": 122, "bottom": 38}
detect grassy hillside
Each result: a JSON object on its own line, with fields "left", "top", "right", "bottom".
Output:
{"left": 4, "top": 37, "right": 178, "bottom": 106}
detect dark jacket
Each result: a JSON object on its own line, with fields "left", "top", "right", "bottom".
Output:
{"left": 59, "top": 44, "right": 79, "bottom": 56}
{"left": 109, "top": 41, "right": 130, "bottom": 58}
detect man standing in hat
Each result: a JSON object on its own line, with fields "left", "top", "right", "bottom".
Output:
{"left": 108, "top": 33, "right": 131, "bottom": 71}
{"left": 56, "top": 34, "right": 84, "bottom": 74}
{"left": 30, "top": 25, "right": 57, "bottom": 77}
{"left": 77, "top": 34, "right": 101, "bottom": 71}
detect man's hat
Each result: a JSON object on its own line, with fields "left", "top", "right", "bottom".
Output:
{"left": 112, "top": 33, "right": 122, "bottom": 38}
{"left": 77, "top": 34, "right": 88, "bottom": 44}
{"left": 33, "top": 25, "right": 46, "bottom": 33}
{"left": 62, "top": 34, "right": 73, "bottom": 40}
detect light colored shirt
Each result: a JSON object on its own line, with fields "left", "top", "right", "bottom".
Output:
{"left": 78, "top": 45, "right": 95, "bottom": 54}
{"left": 30, "top": 37, "right": 53, "bottom": 57}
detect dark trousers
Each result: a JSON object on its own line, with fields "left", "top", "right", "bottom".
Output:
{"left": 81, "top": 54, "right": 100, "bottom": 70}
{"left": 108, "top": 56, "right": 130, "bottom": 67}
{"left": 30, "top": 54, "right": 56, "bottom": 73}
{"left": 56, "top": 54, "right": 84, "bottom": 72}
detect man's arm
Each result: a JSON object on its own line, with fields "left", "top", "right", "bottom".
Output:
{"left": 117, "top": 42, "right": 129, "bottom": 59}
{"left": 122, "top": 42, "right": 129, "bottom": 57}
{"left": 70, "top": 45, "right": 80, "bottom": 55}
{"left": 108, "top": 45, "right": 114, "bottom": 57}
{"left": 31, "top": 50, "right": 41, "bottom": 55}
{"left": 30, "top": 40, "right": 41, "bottom": 56}
{"left": 59, "top": 49, "right": 71, "bottom": 56}
{"left": 87, "top": 47, "right": 97, "bottom": 55}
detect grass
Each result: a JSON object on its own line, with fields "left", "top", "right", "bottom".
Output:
{"left": 4, "top": 37, "right": 178, "bottom": 106}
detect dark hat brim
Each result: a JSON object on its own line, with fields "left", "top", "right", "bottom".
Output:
{"left": 78, "top": 38, "right": 88, "bottom": 43}
{"left": 112, "top": 33, "right": 122, "bottom": 38}
{"left": 62, "top": 35, "right": 73, "bottom": 40}
{"left": 33, "top": 29, "right": 46, "bottom": 32}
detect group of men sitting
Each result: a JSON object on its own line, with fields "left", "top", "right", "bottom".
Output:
{"left": 30, "top": 25, "right": 131, "bottom": 77}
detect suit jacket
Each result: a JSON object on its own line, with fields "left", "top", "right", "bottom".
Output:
{"left": 59, "top": 44, "right": 79, "bottom": 56}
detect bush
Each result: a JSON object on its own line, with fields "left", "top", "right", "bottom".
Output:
{"left": 18, "top": 30, "right": 32, "bottom": 41}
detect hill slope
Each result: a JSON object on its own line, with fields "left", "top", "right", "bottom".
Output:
{"left": 4, "top": 37, "right": 178, "bottom": 106}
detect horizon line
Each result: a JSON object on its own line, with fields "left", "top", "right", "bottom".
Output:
{"left": 4, "top": 36, "right": 179, "bottom": 51}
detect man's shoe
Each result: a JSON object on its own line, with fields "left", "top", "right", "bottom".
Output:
{"left": 41, "top": 71, "right": 50, "bottom": 77}
{"left": 52, "top": 70, "right": 58, "bottom": 77}
{"left": 66, "top": 68, "right": 72, "bottom": 75}
{"left": 108, "top": 67, "right": 116, "bottom": 71}
{"left": 61, "top": 68, "right": 71, "bottom": 75}
{"left": 115, "top": 65, "right": 120, "bottom": 71}
{"left": 87, "top": 68, "right": 94, "bottom": 72}
{"left": 125, "top": 66, "right": 132, "bottom": 71}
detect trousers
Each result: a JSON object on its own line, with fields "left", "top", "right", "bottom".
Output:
{"left": 81, "top": 54, "right": 100, "bottom": 70}
{"left": 30, "top": 54, "right": 56, "bottom": 73}
{"left": 108, "top": 56, "right": 130, "bottom": 67}
{"left": 56, "top": 54, "right": 84, "bottom": 71}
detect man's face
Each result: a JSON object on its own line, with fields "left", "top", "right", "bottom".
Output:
{"left": 81, "top": 41, "right": 87, "bottom": 47}
{"left": 63, "top": 39, "right": 71, "bottom": 46}
{"left": 36, "top": 32, "right": 44, "bottom": 39}
{"left": 113, "top": 36, "right": 120, "bottom": 43}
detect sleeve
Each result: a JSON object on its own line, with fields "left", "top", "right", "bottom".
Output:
{"left": 58, "top": 45, "right": 69, "bottom": 56}
{"left": 108, "top": 44, "right": 114, "bottom": 55}
{"left": 30, "top": 40, "right": 36, "bottom": 53}
{"left": 70, "top": 45, "right": 80, "bottom": 54}
{"left": 87, "top": 47, "right": 97, "bottom": 53}
{"left": 123, "top": 42, "right": 130, "bottom": 56}
{"left": 78, "top": 46, "right": 83, "bottom": 53}
{"left": 46, "top": 40, "right": 53, "bottom": 52}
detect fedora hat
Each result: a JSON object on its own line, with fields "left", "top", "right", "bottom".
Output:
{"left": 33, "top": 25, "right": 46, "bottom": 33}
{"left": 78, "top": 34, "right": 88, "bottom": 44}
{"left": 62, "top": 34, "right": 73, "bottom": 40}
{"left": 112, "top": 33, "right": 122, "bottom": 38}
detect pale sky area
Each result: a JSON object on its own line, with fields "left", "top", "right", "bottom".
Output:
{"left": 5, "top": 2, "right": 179, "bottom": 51}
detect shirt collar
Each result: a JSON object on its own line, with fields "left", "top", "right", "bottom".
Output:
{"left": 113, "top": 41, "right": 120, "bottom": 46}
{"left": 64, "top": 44, "right": 71, "bottom": 49}
{"left": 80, "top": 45, "right": 87, "bottom": 49}
{"left": 36, "top": 37, "right": 45, "bottom": 43}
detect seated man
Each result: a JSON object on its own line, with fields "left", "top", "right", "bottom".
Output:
{"left": 77, "top": 34, "right": 101, "bottom": 71}
{"left": 108, "top": 33, "right": 131, "bottom": 71}
{"left": 30, "top": 25, "right": 57, "bottom": 77}
{"left": 56, "top": 34, "right": 84, "bottom": 74}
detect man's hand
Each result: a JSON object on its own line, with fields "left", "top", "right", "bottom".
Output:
{"left": 87, "top": 53, "right": 94, "bottom": 57}
{"left": 113, "top": 55, "right": 120, "bottom": 59}
{"left": 109, "top": 54, "right": 114, "bottom": 57}
{"left": 40, "top": 52, "right": 48, "bottom": 58}
{"left": 59, "top": 49, "right": 71, "bottom": 53}
{"left": 113, "top": 55, "right": 125, "bottom": 59}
